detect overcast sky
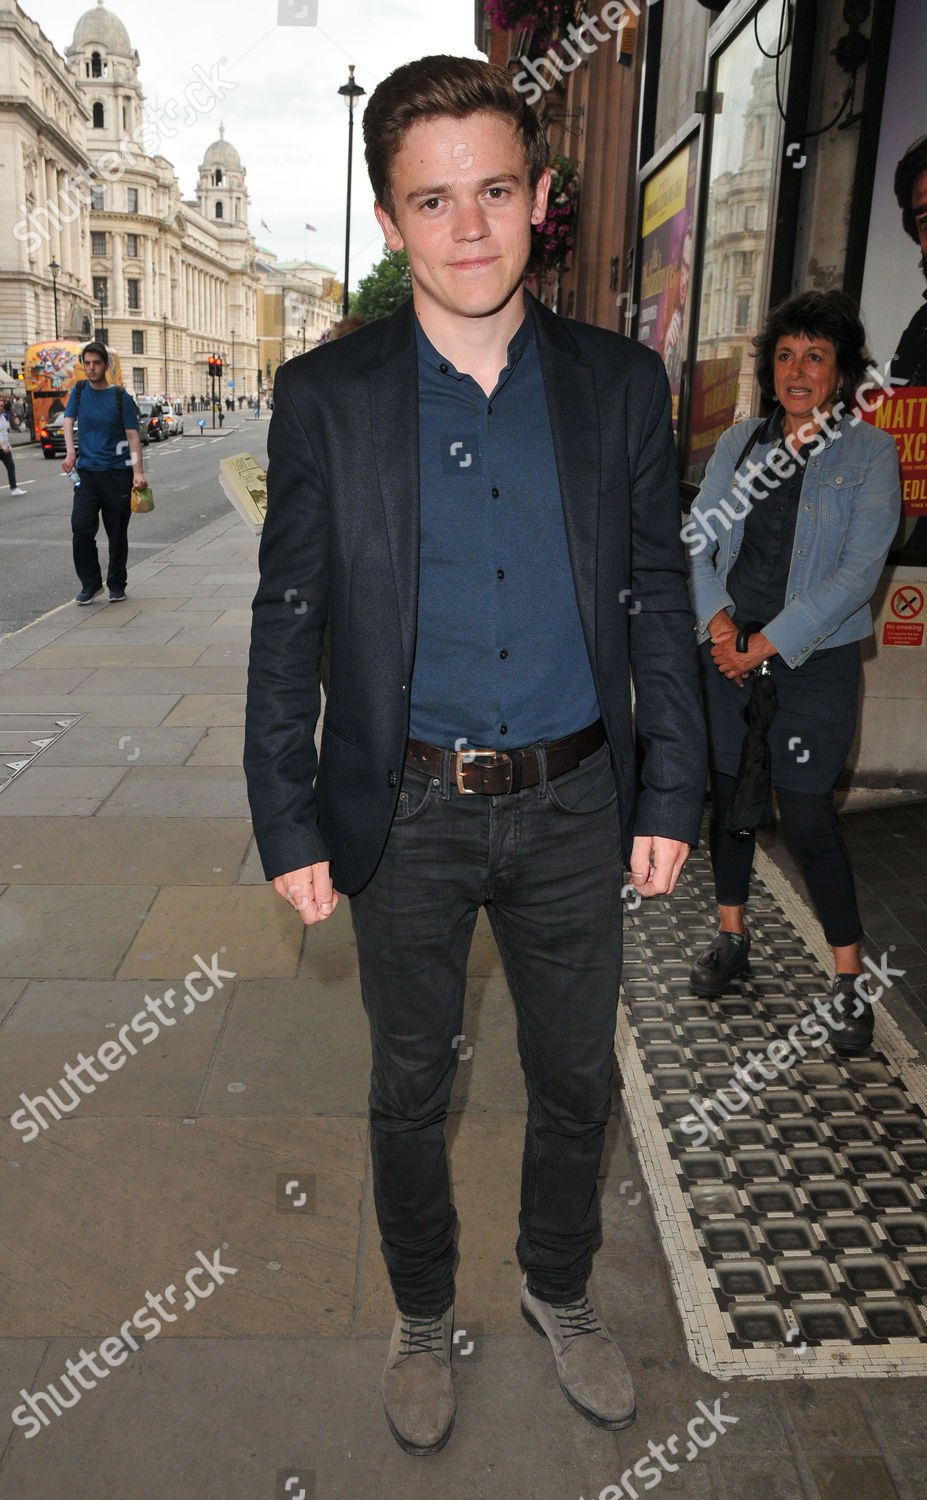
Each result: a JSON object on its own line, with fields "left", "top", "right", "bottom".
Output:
{"left": 24, "top": 0, "right": 483, "bottom": 287}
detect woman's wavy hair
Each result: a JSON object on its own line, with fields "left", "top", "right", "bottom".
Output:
{"left": 753, "top": 290, "right": 873, "bottom": 403}
{"left": 363, "top": 55, "right": 549, "bottom": 221}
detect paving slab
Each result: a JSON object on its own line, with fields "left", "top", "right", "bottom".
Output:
{"left": 201, "top": 977, "right": 370, "bottom": 1117}
{"left": 0, "top": 766, "right": 128, "bottom": 816}
{"left": 448, "top": 975, "right": 527, "bottom": 1114}
{"left": 0, "top": 669, "right": 96, "bottom": 694}
{"left": 37, "top": 724, "right": 203, "bottom": 766}
{"left": 1, "top": 977, "right": 228, "bottom": 1037}
{"left": 0, "top": 817, "right": 251, "bottom": 886}
{"left": 96, "top": 765, "right": 249, "bottom": 818}
{"left": 0, "top": 694, "right": 182, "bottom": 726}
{"left": 0, "top": 884, "right": 155, "bottom": 979}
{"left": 181, "top": 725, "right": 245, "bottom": 766}
{"left": 2, "top": 1115, "right": 367, "bottom": 1339}
{"left": 119, "top": 885, "right": 301, "bottom": 980}
{"left": 0, "top": 979, "right": 28, "bottom": 1025}
{"left": 159, "top": 693, "right": 247, "bottom": 727}
{"left": 75, "top": 667, "right": 247, "bottom": 695}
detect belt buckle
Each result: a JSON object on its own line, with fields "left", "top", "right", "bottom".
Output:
{"left": 456, "top": 746, "right": 500, "bottom": 794}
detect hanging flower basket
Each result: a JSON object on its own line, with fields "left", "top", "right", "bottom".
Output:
{"left": 527, "top": 154, "right": 579, "bottom": 280}
{"left": 485, "top": 0, "right": 580, "bottom": 50}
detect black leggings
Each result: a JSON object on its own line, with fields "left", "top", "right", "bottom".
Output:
{"left": 0, "top": 447, "right": 18, "bottom": 489}
{"left": 708, "top": 770, "right": 863, "bottom": 948}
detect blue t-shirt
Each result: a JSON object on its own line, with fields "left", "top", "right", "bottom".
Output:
{"left": 64, "top": 382, "right": 139, "bottom": 471}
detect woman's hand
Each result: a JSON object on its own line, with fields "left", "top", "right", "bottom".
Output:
{"left": 707, "top": 608, "right": 737, "bottom": 645}
{"left": 711, "top": 629, "right": 776, "bottom": 685}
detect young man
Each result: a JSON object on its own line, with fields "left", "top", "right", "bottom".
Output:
{"left": 63, "top": 342, "right": 145, "bottom": 604}
{"left": 245, "top": 56, "right": 706, "bottom": 1456}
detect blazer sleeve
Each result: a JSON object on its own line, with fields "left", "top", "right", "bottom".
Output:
{"left": 627, "top": 356, "right": 708, "bottom": 848}
{"left": 243, "top": 366, "right": 331, "bottom": 879}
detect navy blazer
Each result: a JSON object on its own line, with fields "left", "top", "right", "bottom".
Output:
{"left": 244, "top": 293, "right": 707, "bottom": 895}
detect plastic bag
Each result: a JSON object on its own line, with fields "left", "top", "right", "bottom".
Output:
{"left": 131, "top": 481, "right": 154, "bottom": 513}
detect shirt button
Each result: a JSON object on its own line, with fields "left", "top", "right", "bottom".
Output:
{"left": 439, "top": 363, "right": 448, "bottom": 374}
{"left": 497, "top": 569, "right": 505, "bottom": 579}
{"left": 487, "top": 403, "right": 493, "bottom": 414}
{"left": 491, "top": 487, "right": 499, "bottom": 498}
{"left": 387, "top": 770, "right": 397, "bottom": 787}
{"left": 499, "top": 649, "right": 508, "bottom": 659}
{"left": 500, "top": 724, "right": 508, "bottom": 735}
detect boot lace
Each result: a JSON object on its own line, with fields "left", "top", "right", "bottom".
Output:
{"left": 554, "top": 1298, "right": 605, "bottom": 1338}
{"left": 399, "top": 1313, "right": 445, "bottom": 1356}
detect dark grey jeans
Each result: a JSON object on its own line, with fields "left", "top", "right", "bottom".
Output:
{"left": 349, "top": 738, "right": 624, "bottom": 1317}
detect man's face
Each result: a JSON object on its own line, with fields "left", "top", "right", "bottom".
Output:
{"left": 913, "top": 167, "right": 927, "bottom": 260}
{"left": 374, "top": 111, "right": 550, "bottom": 325}
{"left": 82, "top": 354, "right": 107, "bottom": 383}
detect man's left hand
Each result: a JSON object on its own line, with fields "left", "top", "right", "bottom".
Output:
{"left": 133, "top": 471, "right": 147, "bottom": 489}
{"left": 628, "top": 835, "right": 690, "bottom": 897}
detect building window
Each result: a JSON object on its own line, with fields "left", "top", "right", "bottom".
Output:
{"left": 745, "top": 204, "right": 757, "bottom": 231}
{"left": 91, "top": 231, "right": 107, "bottom": 256}
{"left": 215, "top": 201, "right": 224, "bottom": 219}
{"left": 90, "top": 185, "right": 104, "bottom": 211}
{"left": 214, "top": 169, "right": 223, "bottom": 185}
{"left": 131, "top": 329, "right": 145, "bottom": 355}
{"left": 126, "top": 233, "right": 138, "bottom": 257}
{"left": 127, "top": 279, "right": 140, "bottom": 310}
{"left": 123, "top": 103, "right": 128, "bottom": 130}
{"left": 91, "top": 51, "right": 103, "bottom": 78}
{"left": 133, "top": 368, "right": 146, "bottom": 393}
{"left": 93, "top": 275, "right": 108, "bottom": 306}
{"left": 127, "top": 187, "right": 138, "bottom": 213}
{"left": 735, "top": 294, "right": 751, "bottom": 330}
{"left": 92, "top": 101, "right": 104, "bottom": 129}
{"left": 740, "top": 251, "right": 754, "bottom": 275}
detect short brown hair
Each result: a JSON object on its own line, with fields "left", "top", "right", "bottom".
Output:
{"left": 753, "top": 291, "right": 872, "bottom": 402}
{"left": 81, "top": 340, "right": 109, "bottom": 365}
{"left": 363, "top": 55, "right": 549, "bottom": 220}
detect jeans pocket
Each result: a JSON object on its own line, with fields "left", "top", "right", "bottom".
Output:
{"left": 393, "top": 766, "right": 440, "bottom": 823}
{"left": 545, "top": 741, "right": 618, "bottom": 815}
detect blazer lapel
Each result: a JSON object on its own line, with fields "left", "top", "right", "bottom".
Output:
{"left": 530, "top": 296, "right": 600, "bottom": 645}
{"left": 367, "top": 301, "right": 420, "bottom": 676}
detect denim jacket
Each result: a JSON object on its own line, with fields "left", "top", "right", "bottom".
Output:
{"left": 685, "top": 411, "right": 901, "bottom": 667}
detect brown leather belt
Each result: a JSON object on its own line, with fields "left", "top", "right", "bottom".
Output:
{"left": 405, "top": 719, "right": 605, "bottom": 796}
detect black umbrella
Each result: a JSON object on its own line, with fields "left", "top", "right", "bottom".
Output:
{"left": 725, "top": 636, "right": 779, "bottom": 841}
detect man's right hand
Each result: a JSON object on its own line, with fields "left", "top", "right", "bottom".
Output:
{"left": 62, "top": 451, "right": 77, "bottom": 474}
{"left": 272, "top": 862, "right": 338, "bottom": 925}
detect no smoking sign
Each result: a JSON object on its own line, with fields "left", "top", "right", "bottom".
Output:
{"left": 883, "top": 584, "right": 925, "bottom": 647}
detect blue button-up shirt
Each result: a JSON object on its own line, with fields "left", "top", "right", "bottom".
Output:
{"left": 409, "top": 313, "right": 599, "bottom": 748}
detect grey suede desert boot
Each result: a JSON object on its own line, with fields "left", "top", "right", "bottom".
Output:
{"left": 382, "top": 1306, "right": 456, "bottom": 1456}
{"left": 521, "top": 1279, "right": 636, "bottom": 1430}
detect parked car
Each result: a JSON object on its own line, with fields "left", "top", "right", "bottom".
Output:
{"left": 161, "top": 403, "right": 184, "bottom": 437}
{"left": 39, "top": 410, "right": 74, "bottom": 459}
{"left": 137, "top": 398, "right": 168, "bottom": 443}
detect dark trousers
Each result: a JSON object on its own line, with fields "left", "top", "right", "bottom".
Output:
{"left": 349, "top": 740, "right": 624, "bottom": 1317}
{"left": 71, "top": 468, "right": 132, "bottom": 592}
{"left": 1, "top": 447, "right": 18, "bottom": 489}
{"left": 708, "top": 769, "right": 863, "bottom": 947}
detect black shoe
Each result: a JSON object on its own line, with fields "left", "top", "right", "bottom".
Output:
{"left": 108, "top": 589, "right": 126, "bottom": 602}
{"left": 76, "top": 585, "right": 103, "bottom": 605}
{"left": 831, "top": 973, "right": 875, "bottom": 1057}
{"left": 689, "top": 929, "right": 750, "bottom": 997}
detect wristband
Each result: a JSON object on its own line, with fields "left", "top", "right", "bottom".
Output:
{"left": 736, "top": 619, "right": 762, "bottom": 653}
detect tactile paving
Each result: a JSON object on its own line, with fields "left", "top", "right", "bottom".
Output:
{"left": 617, "top": 844, "right": 927, "bottom": 1379}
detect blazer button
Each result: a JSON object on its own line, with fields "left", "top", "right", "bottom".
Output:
{"left": 387, "top": 770, "right": 397, "bottom": 788}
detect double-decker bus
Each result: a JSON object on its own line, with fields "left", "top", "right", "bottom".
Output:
{"left": 24, "top": 340, "right": 123, "bottom": 441}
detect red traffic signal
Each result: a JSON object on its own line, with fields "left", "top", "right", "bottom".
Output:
{"left": 214, "top": 356, "right": 223, "bottom": 377}
{"left": 207, "top": 355, "right": 216, "bottom": 376}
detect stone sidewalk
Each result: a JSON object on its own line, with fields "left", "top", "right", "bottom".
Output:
{"left": 1, "top": 514, "right": 926, "bottom": 1500}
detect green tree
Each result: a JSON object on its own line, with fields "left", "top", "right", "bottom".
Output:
{"left": 353, "top": 246, "right": 411, "bottom": 319}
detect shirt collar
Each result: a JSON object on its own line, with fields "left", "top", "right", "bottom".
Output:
{"left": 414, "top": 310, "right": 534, "bottom": 388}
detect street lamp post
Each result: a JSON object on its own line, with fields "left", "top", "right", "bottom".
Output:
{"left": 301, "top": 320, "right": 306, "bottom": 353}
{"left": 230, "top": 327, "right": 235, "bottom": 407}
{"left": 49, "top": 259, "right": 60, "bottom": 339}
{"left": 96, "top": 284, "right": 107, "bottom": 344}
{"left": 337, "top": 65, "right": 366, "bottom": 318}
{"left": 162, "top": 313, "right": 168, "bottom": 400}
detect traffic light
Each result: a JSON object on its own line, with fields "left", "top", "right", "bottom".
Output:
{"left": 214, "top": 356, "right": 223, "bottom": 377}
{"left": 208, "top": 354, "right": 216, "bottom": 376}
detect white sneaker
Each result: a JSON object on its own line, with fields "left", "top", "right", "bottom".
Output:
{"left": 10, "top": 487, "right": 26, "bottom": 496}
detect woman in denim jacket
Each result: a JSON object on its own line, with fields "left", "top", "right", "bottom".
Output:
{"left": 685, "top": 290, "right": 901, "bottom": 1055}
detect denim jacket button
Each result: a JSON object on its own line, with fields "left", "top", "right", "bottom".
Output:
{"left": 834, "top": 476, "right": 844, "bottom": 485}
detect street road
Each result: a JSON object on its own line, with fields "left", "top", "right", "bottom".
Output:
{"left": 0, "top": 414, "right": 269, "bottom": 635}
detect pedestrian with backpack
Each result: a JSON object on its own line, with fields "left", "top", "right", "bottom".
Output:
{"left": 63, "top": 342, "right": 146, "bottom": 604}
